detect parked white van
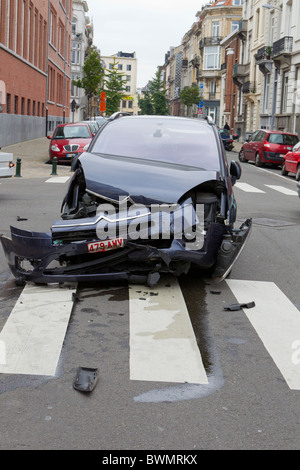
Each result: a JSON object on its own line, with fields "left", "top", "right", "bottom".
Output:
{"left": 0, "top": 152, "right": 14, "bottom": 178}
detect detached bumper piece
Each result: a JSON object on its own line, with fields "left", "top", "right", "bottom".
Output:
{"left": 212, "top": 218, "right": 252, "bottom": 282}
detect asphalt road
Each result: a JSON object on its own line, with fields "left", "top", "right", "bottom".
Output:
{"left": 1, "top": 146, "right": 300, "bottom": 451}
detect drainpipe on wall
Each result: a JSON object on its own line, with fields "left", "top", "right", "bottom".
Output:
{"left": 45, "top": 0, "right": 50, "bottom": 136}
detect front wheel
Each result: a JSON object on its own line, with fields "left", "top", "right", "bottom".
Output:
{"left": 255, "top": 153, "right": 263, "bottom": 167}
{"left": 296, "top": 166, "right": 300, "bottom": 181}
{"left": 281, "top": 163, "right": 288, "bottom": 176}
{"left": 239, "top": 149, "right": 247, "bottom": 163}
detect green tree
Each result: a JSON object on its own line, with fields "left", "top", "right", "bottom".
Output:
{"left": 72, "top": 48, "right": 103, "bottom": 115}
{"left": 103, "top": 57, "right": 127, "bottom": 115}
{"left": 148, "top": 69, "right": 168, "bottom": 115}
{"left": 180, "top": 85, "right": 202, "bottom": 114}
{"left": 138, "top": 91, "right": 154, "bottom": 115}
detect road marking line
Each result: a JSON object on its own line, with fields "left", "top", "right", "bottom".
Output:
{"left": 45, "top": 176, "right": 70, "bottom": 183}
{"left": 235, "top": 182, "right": 265, "bottom": 193}
{"left": 0, "top": 283, "right": 76, "bottom": 376}
{"left": 226, "top": 280, "right": 300, "bottom": 390}
{"left": 264, "top": 185, "right": 297, "bottom": 196}
{"left": 129, "top": 276, "right": 208, "bottom": 384}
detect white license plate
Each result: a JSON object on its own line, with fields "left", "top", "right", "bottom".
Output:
{"left": 66, "top": 153, "right": 76, "bottom": 158}
{"left": 87, "top": 238, "right": 124, "bottom": 253}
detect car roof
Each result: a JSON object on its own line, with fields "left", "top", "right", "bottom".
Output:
{"left": 56, "top": 122, "right": 88, "bottom": 128}
{"left": 257, "top": 128, "right": 298, "bottom": 136}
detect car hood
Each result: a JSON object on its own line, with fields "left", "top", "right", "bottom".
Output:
{"left": 79, "top": 152, "right": 222, "bottom": 205}
{"left": 51, "top": 137, "right": 92, "bottom": 147}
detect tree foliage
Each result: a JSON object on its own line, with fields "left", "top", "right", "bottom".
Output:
{"left": 180, "top": 85, "right": 202, "bottom": 108}
{"left": 72, "top": 48, "right": 103, "bottom": 98}
{"left": 103, "top": 57, "right": 127, "bottom": 115}
{"left": 138, "top": 69, "right": 168, "bottom": 115}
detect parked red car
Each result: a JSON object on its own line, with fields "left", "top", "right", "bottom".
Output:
{"left": 239, "top": 129, "right": 299, "bottom": 167}
{"left": 282, "top": 141, "right": 300, "bottom": 179}
{"left": 48, "top": 123, "right": 93, "bottom": 163}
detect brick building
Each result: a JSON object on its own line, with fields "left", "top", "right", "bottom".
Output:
{"left": 0, "top": 0, "right": 73, "bottom": 146}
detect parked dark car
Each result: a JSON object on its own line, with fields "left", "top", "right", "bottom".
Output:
{"left": 47, "top": 122, "right": 94, "bottom": 163}
{"left": 281, "top": 141, "right": 300, "bottom": 179}
{"left": 1, "top": 114, "right": 251, "bottom": 286}
{"left": 220, "top": 129, "right": 234, "bottom": 151}
{"left": 239, "top": 129, "right": 299, "bottom": 167}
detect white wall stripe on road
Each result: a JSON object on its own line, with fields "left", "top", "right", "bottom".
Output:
{"left": 45, "top": 176, "right": 71, "bottom": 183}
{"left": 0, "top": 283, "right": 76, "bottom": 376}
{"left": 129, "top": 276, "right": 208, "bottom": 384}
{"left": 235, "top": 182, "right": 265, "bottom": 193}
{"left": 226, "top": 279, "right": 300, "bottom": 390}
{"left": 264, "top": 185, "right": 298, "bottom": 196}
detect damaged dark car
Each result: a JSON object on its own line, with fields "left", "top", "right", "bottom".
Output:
{"left": 1, "top": 114, "right": 251, "bottom": 286}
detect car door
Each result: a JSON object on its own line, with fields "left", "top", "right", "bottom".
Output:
{"left": 291, "top": 142, "right": 300, "bottom": 173}
{"left": 244, "top": 131, "right": 259, "bottom": 161}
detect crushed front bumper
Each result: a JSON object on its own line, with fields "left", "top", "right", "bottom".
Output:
{"left": 0, "top": 218, "right": 252, "bottom": 286}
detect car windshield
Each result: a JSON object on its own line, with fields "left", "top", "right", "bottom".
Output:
{"left": 91, "top": 118, "right": 220, "bottom": 170}
{"left": 268, "top": 133, "right": 299, "bottom": 146}
{"left": 54, "top": 125, "right": 91, "bottom": 139}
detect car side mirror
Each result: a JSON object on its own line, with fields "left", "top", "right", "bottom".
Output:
{"left": 230, "top": 161, "right": 242, "bottom": 185}
{"left": 47, "top": 135, "right": 52, "bottom": 140}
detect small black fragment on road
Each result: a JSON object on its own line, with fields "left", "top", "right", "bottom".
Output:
{"left": 73, "top": 367, "right": 99, "bottom": 392}
{"left": 224, "top": 301, "right": 255, "bottom": 311}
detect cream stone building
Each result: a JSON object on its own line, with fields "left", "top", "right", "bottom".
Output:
{"left": 195, "top": 0, "right": 243, "bottom": 126}
{"left": 71, "top": 0, "right": 93, "bottom": 122}
{"left": 101, "top": 51, "right": 140, "bottom": 115}
{"left": 253, "top": 0, "right": 300, "bottom": 134}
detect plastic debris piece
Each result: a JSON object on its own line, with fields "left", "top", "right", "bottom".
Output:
{"left": 224, "top": 301, "right": 255, "bottom": 311}
{"left": 73, "top": 367, "right": 99, "bottom": 392}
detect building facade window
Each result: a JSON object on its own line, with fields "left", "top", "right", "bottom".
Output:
{"left": 203, "top": 46, "right": 221, "bottom": 70}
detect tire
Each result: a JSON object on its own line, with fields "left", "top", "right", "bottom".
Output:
{"left": 239, "top": 150, "right": 247, "bottom": 163}
{"left": 296, "top": 166, "right": 300, "bottom": 181}
{"left": 281, "top": 163, "right": 288, "bottom": 176}
{"left": 255, "top": 153, "right": 262, "bottom": 167}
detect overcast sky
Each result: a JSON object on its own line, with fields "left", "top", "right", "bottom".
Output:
{"left": 85, "top": 0, "right": 208, "bottom": 88}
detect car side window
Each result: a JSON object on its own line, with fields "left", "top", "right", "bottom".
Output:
{"left": 250, "top": 131, "right": 259, "bottom": 142}
{"left": 257, "top": 131, "right": 266, "bottom": 142}
{"left": 294, "top": 142, "right": 300, "bottom": 152}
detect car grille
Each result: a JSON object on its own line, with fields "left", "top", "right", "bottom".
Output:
{"left": 64, "top": 144, "right": 80, "bottom": 152}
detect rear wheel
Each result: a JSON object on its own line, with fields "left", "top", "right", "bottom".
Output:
{"left": 255, "top": 153, "right": 262, "bottom": 167}
{"left": 296, "top": 166, "right": 300, "bottom": 181}
{"left": 281, "top": 163, "right": 288, "bottom": 176}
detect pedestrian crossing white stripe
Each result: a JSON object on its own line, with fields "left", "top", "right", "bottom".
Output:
{"left": 264, "top": 185, "right": 298, "bottom": 196}
{"left": 0, "top": 283, "right": 76, "bottom": 376}
{"left": 45, "top": 176, "right": 70, "bottom": 183}
{"left": 129, "top": 276, "right": 208, "bottom": 384}
{"left": 226, "top": 279, "right": 300, "bottom": 390}
{"left": 235, "top": 182, "right": 265, "bottom": 193}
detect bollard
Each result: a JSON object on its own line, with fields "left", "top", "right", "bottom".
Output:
{"left": 15, "top": 157, "right": 22, "bottom": 177}
{"left": 70, "top": 155, "right": 74, "bottom": 171}
{"left": 51, "top": 157, "right": 57, "bottom": 175}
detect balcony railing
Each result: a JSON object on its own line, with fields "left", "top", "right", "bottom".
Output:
{"left": 242, "top": 81, "right": 256, "bottom": 94}
{"left": 199, "top": 37, "right": 223, "bottom": 48}
{"left": 272, "top": 37, "right": 293, "bottom": 57}
{"left": 255, "top": 46, "right": 272, "bottom": 62}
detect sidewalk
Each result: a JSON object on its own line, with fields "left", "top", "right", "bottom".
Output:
{"left": 1, "top": 137, "right": 72, "bottom": 178}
